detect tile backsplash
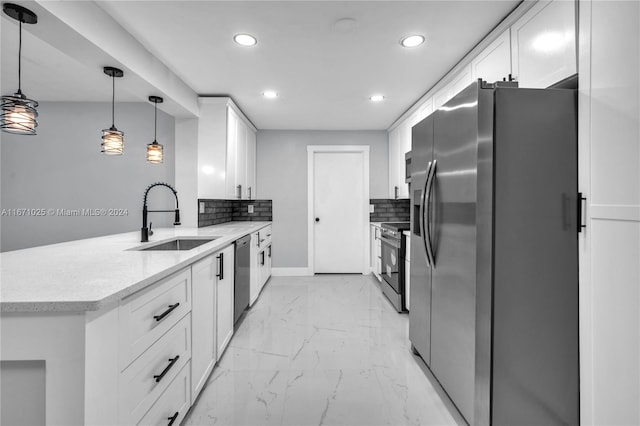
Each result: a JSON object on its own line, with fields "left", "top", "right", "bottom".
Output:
{"left": 198, "top": 199, "right": 272, "bottom": 227}
{"left": 370, "top": 199, "right": 410, "bottom": 222}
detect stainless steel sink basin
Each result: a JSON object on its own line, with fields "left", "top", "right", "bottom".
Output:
{"left": 137, "top": 237, "right": 218, "bottom": 251}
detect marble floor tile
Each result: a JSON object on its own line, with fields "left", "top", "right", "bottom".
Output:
{"left": 183, "top": 274, "right": 458, "bottom": 426}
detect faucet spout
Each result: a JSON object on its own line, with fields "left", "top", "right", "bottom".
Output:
{"left": 141, "top": 182, "right": 181, "bottom": 242}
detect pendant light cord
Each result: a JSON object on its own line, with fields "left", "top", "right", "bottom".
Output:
{"left": 17, "top": 20, "right": 22, "bottom": 95}
{"left": 111, "top": 74, "right": 115, "bottom": 127}
{"left": 154, "top": 101, "right": 158, "bottom": 142}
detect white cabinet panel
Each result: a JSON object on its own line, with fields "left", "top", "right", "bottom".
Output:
{"left": 388, "top": 127, "right": 400, "bottom": 198}
{"left": 190, "top": 254, "right": 217, "bottom": 402}
{"left": 225, "top": 109, "right": 239, "bottom": 199}
{"left": 246, "top": 129, "right": 256, "bottom": 199}
{"left": 236, "top": 119, "right": 247, "bottom": 198}
{"left": 216, "top": 245, "right": 235, "bottom": 359}
{"left": 590, "top": 220, "right": 640, "bottom": 425}
{"left": 472, "top": 30, "right": 512, "bottom": 84}
{"left": 511, "top": 0, "right": 576, "bottom": 88}
{"left": 450, "top": 64, "right": 474, "bottom": 97}
{"left": 197, "top": 101, "right": 228, "bottom": 199}
{"left": 417, "top": 98, "right": 434, "bottom": 122}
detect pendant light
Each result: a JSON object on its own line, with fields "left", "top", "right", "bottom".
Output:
{"left": 1, "top": 3, "right": 39, "bottom": 135}
{"left": 147, "top": 96, "right": 164, "bottom": 164}
{"left": 101, "top": 66, "right": 124, "bottom": 155}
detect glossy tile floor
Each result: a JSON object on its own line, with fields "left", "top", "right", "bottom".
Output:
{"left": 184, "top": 275, "right": 458, "bottom": 426}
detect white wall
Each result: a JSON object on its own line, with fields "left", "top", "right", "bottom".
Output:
{"left": 578, "top": 1, "right": 640, "bottom": 424}
{"left": 257, "top": 130, "right": 388, "bottom": 268}
{"left": 0, "top": 102, "right": 176, "bottom": 252}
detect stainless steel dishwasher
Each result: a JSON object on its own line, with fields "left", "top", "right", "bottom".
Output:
{"left": 234, "top": 235, "right": 251, "bottom": 325}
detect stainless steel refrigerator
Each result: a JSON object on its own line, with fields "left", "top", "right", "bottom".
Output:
{"left": 409, "top": 80, "right": 579, "bottom": 426}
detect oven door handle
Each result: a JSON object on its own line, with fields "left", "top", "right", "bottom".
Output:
{"left": 380, "top": 235, "right": 401, "bottom": 249}
{"left": 419, "top": 162, "right": 432, "bottom": 268}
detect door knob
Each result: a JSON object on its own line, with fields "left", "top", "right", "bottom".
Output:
{"left": 315, "top": 218, "right": 320, "bottom": 222}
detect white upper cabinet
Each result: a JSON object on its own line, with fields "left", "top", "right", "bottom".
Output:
{"left": 197, "top": 98, "right": 257, "bottom": 200}
{"left": 472, "top": 30, "right": 512, "bottom": 84}
{"left": 416, "top": 98, "right": 434, "bottom": 123}
{"left": 450, "top": 64, "right": 474, "bottom": 97}
{"left": 225, "top": 108, "right": 239, "bottom": 199}
{"left": 246, "top": 130, "right": 256, "bottom": 200}
{"left": 510, "top": 0, "right": 576, "bottom": 88}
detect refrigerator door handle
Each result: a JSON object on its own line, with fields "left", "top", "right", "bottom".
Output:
{"left": 420, "top": 162, "right": 432, "bottom": 268}
{"left": 425, "top": 159, "right": 437, "bottom": 267}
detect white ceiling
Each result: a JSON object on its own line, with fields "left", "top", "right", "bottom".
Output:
{"left": 2, "top": 1, "right": 520, "bottom": 130}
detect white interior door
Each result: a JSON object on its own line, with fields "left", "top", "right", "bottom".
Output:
{"left": 312, "top": 151, "right": 365, "bottom": 273}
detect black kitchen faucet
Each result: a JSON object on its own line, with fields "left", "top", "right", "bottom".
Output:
{"left": 141, "top": 182, "right": 181, "bottom": 242}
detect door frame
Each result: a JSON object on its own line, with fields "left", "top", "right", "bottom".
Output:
{"left": 307, "top": 145, "right": 370, "bottom": 275}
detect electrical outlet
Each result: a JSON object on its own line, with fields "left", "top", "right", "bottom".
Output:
{"left": 199, "top": 202, "right": 205, "bottom": 214}
{"left": 369, "top": 204, "right": 375, "bottom": 213}
{"left": 248, "top": 205, "right": 254, "bottom": 214}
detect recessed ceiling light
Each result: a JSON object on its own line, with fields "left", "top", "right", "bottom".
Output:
{"left": 263, "top": 90, "right": 278, "bottom": 99}
{"left": 400, "top": 35, "right": 425, "bottom": 48}
{"left": 369, "top": 95, "right": 385, "bottom": 102}
{"left": 234, "top": 33, "right": 257, "bottom": 46}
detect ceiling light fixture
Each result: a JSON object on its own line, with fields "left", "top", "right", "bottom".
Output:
{"left": 1, "top": 3, "right": 39, "bottom": 135}
{"left": 369, "top": 95, "right": 385, "bottom": 102}
{"left": 234, "top": 33, "right": 257, "bottom": 46}
{"left": 263, "top": 90, "right": 278, "bottom": 99}
{"left": 101, "top": 66, "right": 124, "bottom": 155}
{"left": 400, "top": 35, "right": 425, "bottom": 48}
{"left": 147, "top": 96, "right": 164, "bottom": 164}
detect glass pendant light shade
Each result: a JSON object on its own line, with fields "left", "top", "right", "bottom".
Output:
{"left": 102, "top": 66, "right": 124, "bottom": 155}
{"left": 101, "top": 126, "right": 124, "bottom": 155}
{"left": 147, "top": 141, "right": 163, "bottom": 163}
{"left": 147, "top": 95, "right": 164, "bottom": 163}
{"left": 2, "top": 4, "right": 39, "bottom": 135}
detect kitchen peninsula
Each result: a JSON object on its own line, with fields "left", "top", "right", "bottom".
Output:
{"left": 1, "top": 221, "right": 271, "bottom": 425}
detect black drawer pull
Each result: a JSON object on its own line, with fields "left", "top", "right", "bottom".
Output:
{"left": 154, "top": 355, "right": 180, "bottom": 383}
{"left": 167, "top": 411, "right": 179, "bottom": 426}
{"left": 153, "top": 303, "right": 180, "bottom": 322}
{"left": 216, "top": 252, "right": 224, "bottom": 280}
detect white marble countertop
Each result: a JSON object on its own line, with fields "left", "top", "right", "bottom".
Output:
{"left": 370, "top": 222, "right": 383, "bottom": 228}
{"left": 0, "top": 221, "right": 270, "bottom": 313}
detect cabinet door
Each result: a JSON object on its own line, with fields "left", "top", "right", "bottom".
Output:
{"left": 236, "top": 120, "right": 247, "bottom": 198}
{"left": 388, "top": 127, "right": 400, "bottom": 198}
{"left": 510, "top": 0, "right": 576, "bottom": 88}
{"left": 191, "top": 254, "right": 216, "bottom": 402}
{"left": 249, "top": 232, "right": 260, "bottom": 306}
{"left": 225, "top": 108, "right": 239, "bottom": 199}
{"left": 451, "top": 64, "right": 474, "bottom": 98}
{"left": 417, "top": 98, "right": 434, "bottom": 122}
{"left": 398, "top": 122, "right": 411, "bottom": 199}
{"left": 216, "top": 245, "right": 235, "bottom": 359}
{"left": 246, "top": 129, "right": 256, "bottom": 199}
{"left": 472, "top": 30, "right": 512, "bottom": 84}
{"left": 405, "top": 259, "right": 410, "bottom": 311}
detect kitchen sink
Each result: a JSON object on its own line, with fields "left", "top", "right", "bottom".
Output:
{"left": 136, "top": 237, "right": 218, "bottom": 251}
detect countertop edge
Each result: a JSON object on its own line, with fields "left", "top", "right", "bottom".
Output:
{"left": 0, "top": 222, "right": 271, "bottom": 314}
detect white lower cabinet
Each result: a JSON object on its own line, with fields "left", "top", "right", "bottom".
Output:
{"left": 404, "top": 232, "right": 411, "bottom": 311}
{"left": 119, "top": 314, "right": 191, "bottom": 424}
{"left": 190, "top": 253, "right": 217, "bottom": 402}
{"left": 216, "top": 244, "right": 235, "bottom": 359}
{"left": 138, "top": 361, "right": 191, "bottom": 426}
{"left": 370, "top": 224, "right": 382, "bottom": 281}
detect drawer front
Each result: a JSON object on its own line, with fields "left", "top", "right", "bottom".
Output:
{"left": 119, "top": 268, "right": 191, "bottom": 370}
{"left": 120, "top": 314, "right": 191, "bottom": 425}
{"left": 257, "top": 225, "right": 272, "bottom": 249}
{"left": 137, "top": 361, "right": 191, "bottom": 426}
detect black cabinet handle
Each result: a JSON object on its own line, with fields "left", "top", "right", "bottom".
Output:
{"left": 216, "top": 253, "right": 224, "bottom": 280}
{"left": 315, "top": 218, "right": 320, "bottom": 222}
{"left": 578, "top": 192, "right": 587, "bottom": 233}
{"left": 153, "top": 303, "right": 180, "bottom": 322}
{"left": 167, "top": 411, "right": 179, "bottom": 426}
{"left": 268, "top": 246, "right": 271, "bottom": 258}
{"left": 260, "top": 251, "right": 265, "bottom": 266}
{"left": 153, "top": 355, "right": 180, "bottom": 383}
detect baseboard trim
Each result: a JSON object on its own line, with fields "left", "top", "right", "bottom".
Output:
{"left": 271, "top": 267, "right": 313, "bottom": 277}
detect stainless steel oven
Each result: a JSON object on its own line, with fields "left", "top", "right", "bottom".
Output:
{"left": 380, "top": 222, "right": 410, "bottom": 312}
